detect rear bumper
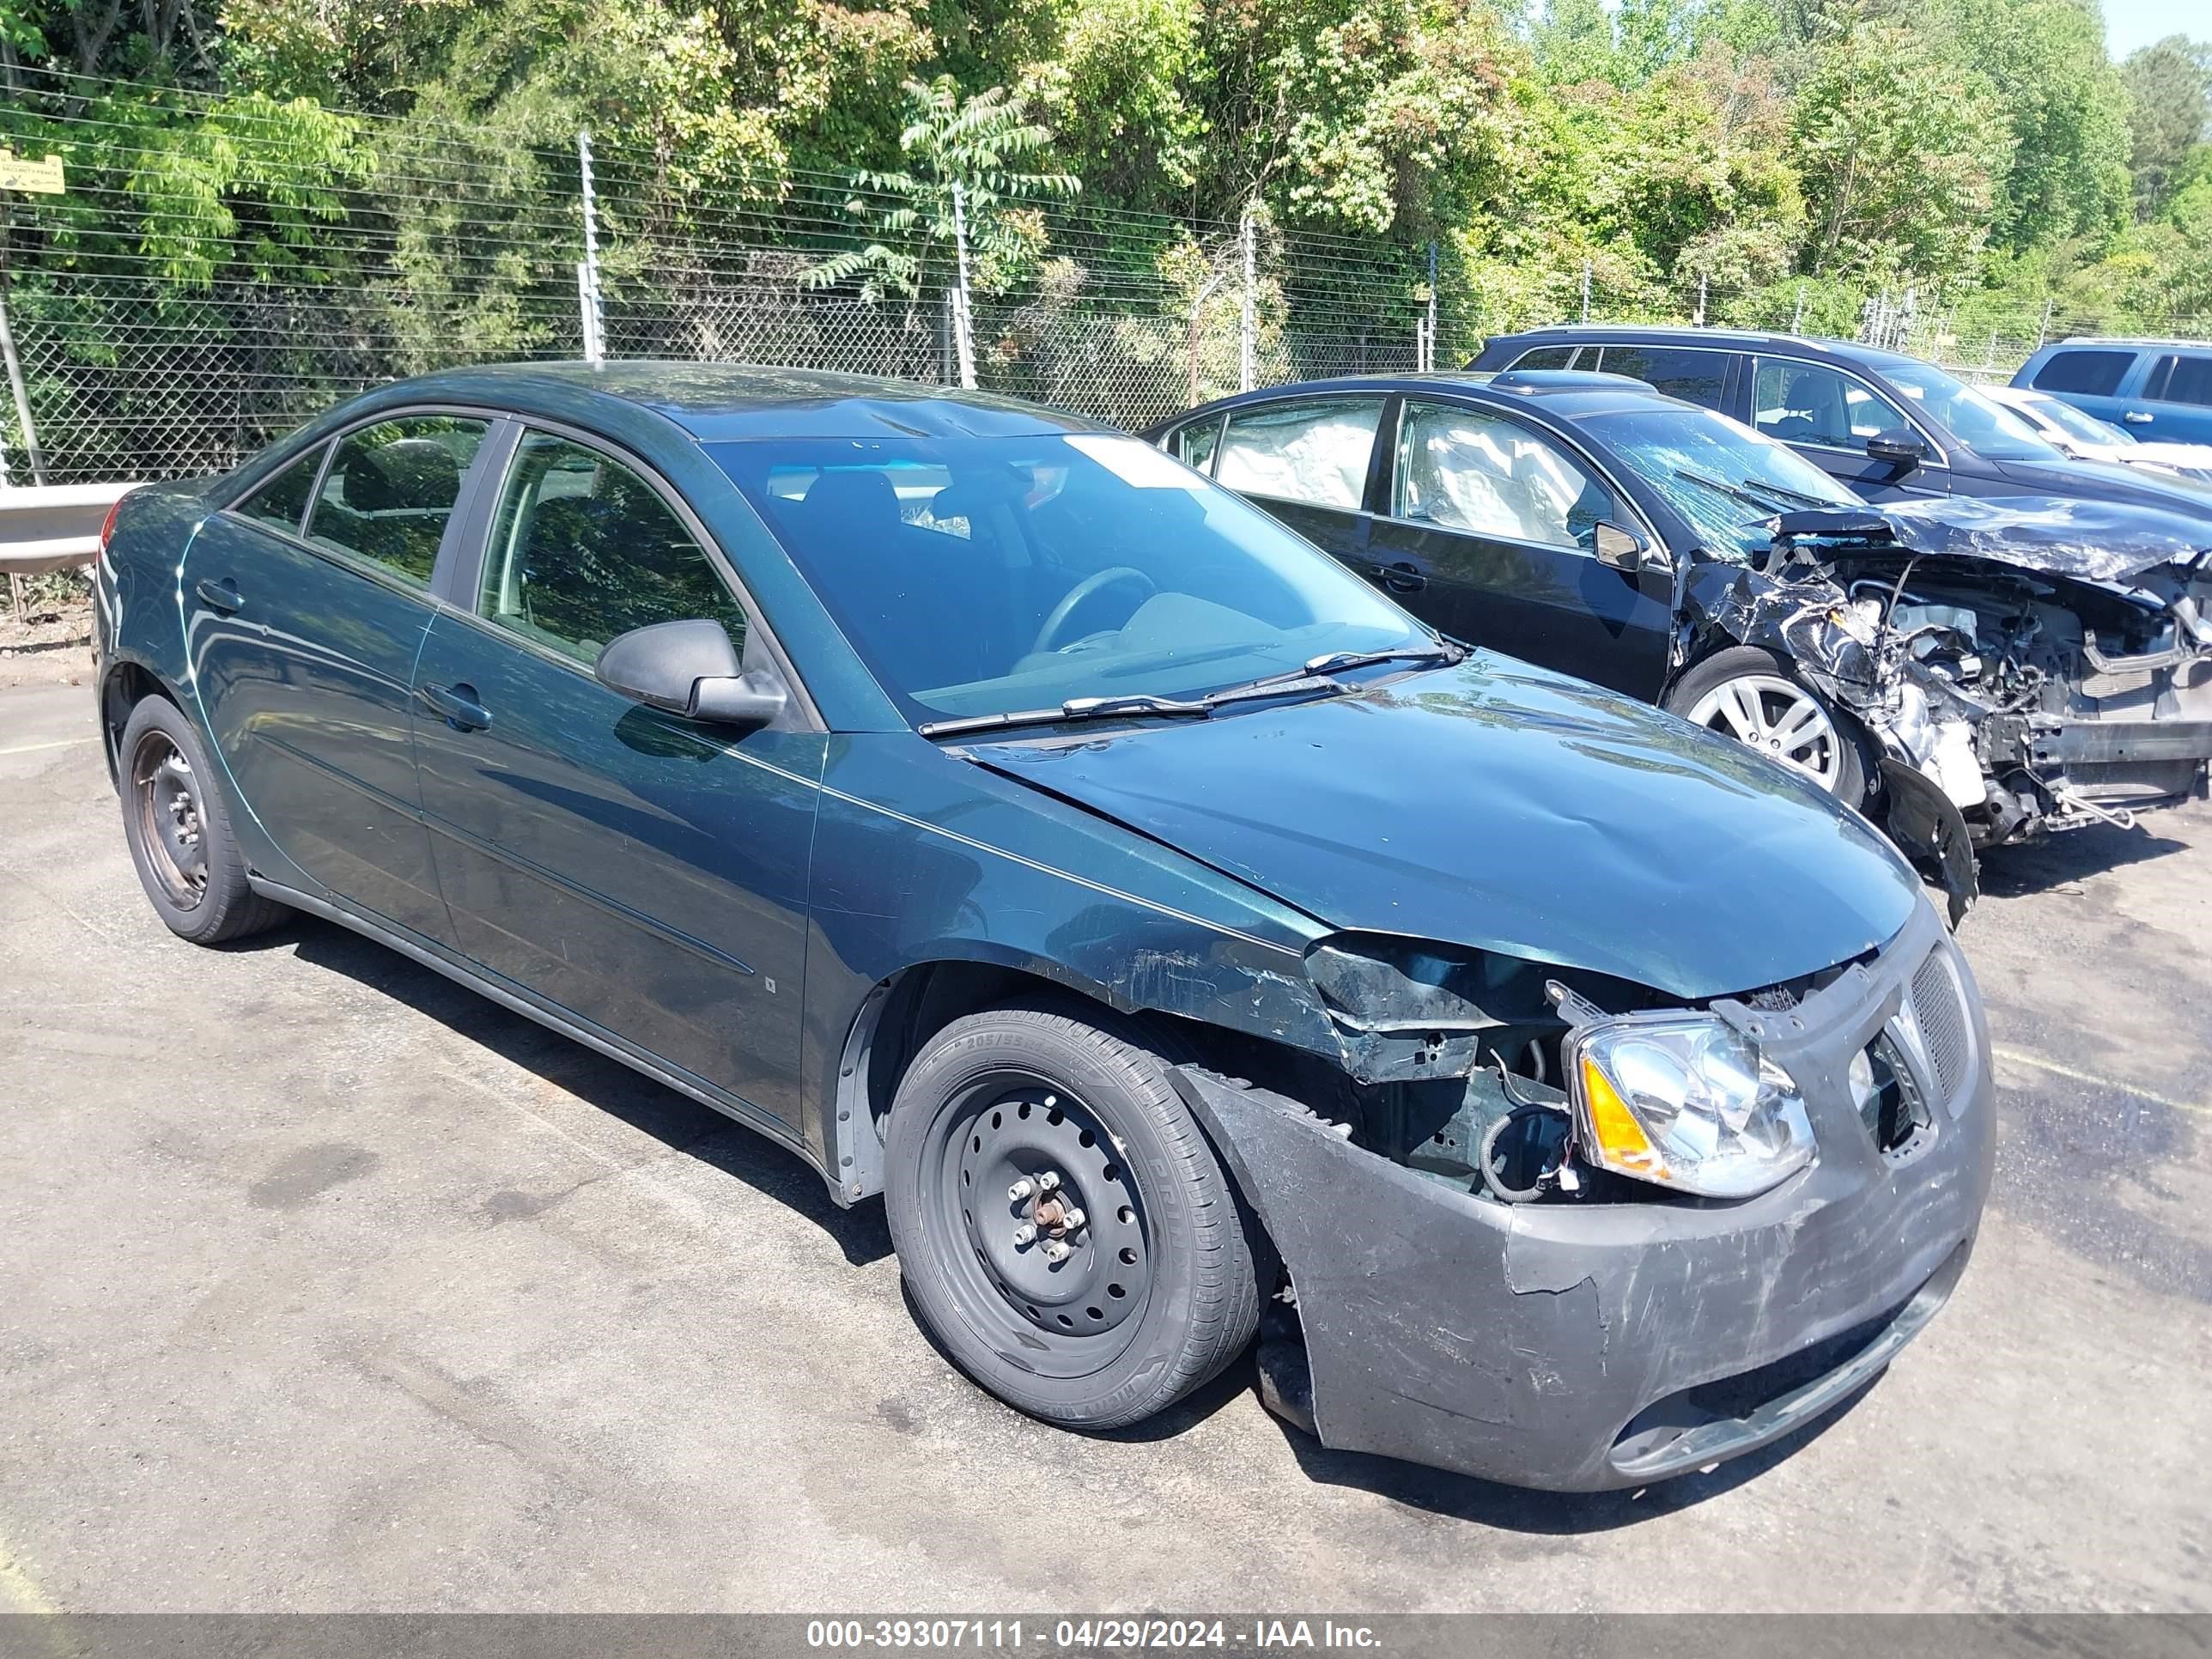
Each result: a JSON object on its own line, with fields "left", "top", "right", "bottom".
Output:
{"left": 1174, "top": 900, "right": 1995, "bottom": 1492}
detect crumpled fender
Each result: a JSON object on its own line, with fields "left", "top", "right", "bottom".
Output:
{"left": 1879, "top": 759, "right": 1978, "bottom": 927}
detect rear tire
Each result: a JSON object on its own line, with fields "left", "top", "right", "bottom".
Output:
{"left": 117, "top": 696, "right": 288, "bottom": 945}
{"left": 884, "top": 1000, "right": 1265, "bottom": 1431}
{"left": 1666, "top": 646, "right": 1870, "bottom": 809}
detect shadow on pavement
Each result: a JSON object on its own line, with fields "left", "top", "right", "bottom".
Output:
{"left": 1975, "top": 820, "right": 2189, "bottom": 899}
{"left": 244, "top": 911, "right": 895, "bottom": 1267}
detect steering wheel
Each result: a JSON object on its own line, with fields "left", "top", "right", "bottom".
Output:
{"left": 1031, "top": 567, "right": 1158, "bottom": 655}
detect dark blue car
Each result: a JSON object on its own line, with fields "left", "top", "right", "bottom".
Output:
{"left": 1468, "top": 325, "right": 2212, "bottom": 520}
{"left": 93, "top": 363, "right": 1992, "bottom": 1492}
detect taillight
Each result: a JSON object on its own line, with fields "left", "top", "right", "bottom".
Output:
{"left": 96, "top": 495, "right": 125, "bottom": 574}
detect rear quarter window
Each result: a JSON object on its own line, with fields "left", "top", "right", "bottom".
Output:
{"left": 2148, "top": 354, "right": 2212, "bottom": 408}
{"left": 2030, "top": 349, "right": 2136, "bottom": 397}
{"left": 1509, "top": 346, "right": 1578, "bottom": 369}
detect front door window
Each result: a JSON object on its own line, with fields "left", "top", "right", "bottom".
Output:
{"left": 1394, "top": 400, "right": 1620, "bottom": 550}
{"left": 477, "top": 432, "right": 749, "bottom": 664}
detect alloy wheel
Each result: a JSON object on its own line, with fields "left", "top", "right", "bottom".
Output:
{"left": 1686, "top": 672, "right": 1846, "bottom": 793}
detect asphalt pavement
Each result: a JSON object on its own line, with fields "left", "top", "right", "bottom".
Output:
{"left": 1, "top": 678, "right": 2206, "bottom": 1612}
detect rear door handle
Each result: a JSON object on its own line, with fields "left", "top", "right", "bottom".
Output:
{"left": 420, "top": 682, "right": 492, "bottom": 732}
{"left": 194, "top": 577, "right": 244, "bottom": 613}
{"left": 1374, "top": 560, "right": 1426, "bottom": 594}
{"left": 2123, "top": 410, "right": 2154, "bottom": 425}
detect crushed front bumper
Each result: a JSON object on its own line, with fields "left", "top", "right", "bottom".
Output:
{"left": 1171, "top": 900, "right": 1994, "bottom": 1492}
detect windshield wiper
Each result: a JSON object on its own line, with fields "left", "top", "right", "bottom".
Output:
{"left": 916, "top": 644, "right": 1467, "bottom": 739}
{"left": 917, "top": 693, "right": 1214, "bottom": 739}
{"left": 1205, "top": 642, "right": 1467, "bottom": 704}
{"left": 1740, "top": 477, "right": 1839, "bottom": 510}
{"left": 1672, "top": 466, "right": 1789, "bottom": 514}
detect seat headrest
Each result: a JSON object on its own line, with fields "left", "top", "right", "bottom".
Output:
{"left": 799, "top": 467, "right": 902, "bottom": 524}
{"left": 343, "top": 439, "right": 461, "bottom": 513}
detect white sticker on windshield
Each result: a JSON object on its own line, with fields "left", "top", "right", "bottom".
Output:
{"left": 1065, "top": 433, "right": 1206, "bottom": 489}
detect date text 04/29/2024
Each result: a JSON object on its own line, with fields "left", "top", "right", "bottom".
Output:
{"left": 804, "top": 1620, "right": 1383, "bottom": 1650}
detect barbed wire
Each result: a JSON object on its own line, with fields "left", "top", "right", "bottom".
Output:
{"left": 3, "top": 68, "right": 2209, "bottom": 485}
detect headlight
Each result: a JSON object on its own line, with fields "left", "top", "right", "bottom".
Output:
{"left": 1568, "top": 1014, "right": 1814, "bottom": 1198}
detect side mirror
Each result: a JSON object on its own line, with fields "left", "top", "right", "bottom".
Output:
{"left": 1866, "top": 429, "right": 1927, "bottom": 471}
{"left": 1593, "top": 520, "right": 1656, "bottom": 574}
{"left": 595, "top": 618, "right": 788, "bottom": 733}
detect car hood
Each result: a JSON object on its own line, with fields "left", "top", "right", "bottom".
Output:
{"left": 1775, "top": 495, "right": 2211, "bottom": 585}
{"left": 1984, "top": 455, "right": 2212, "bottom": 521}
{"left": 963, "top": 658, "right": 1921, "bottom": 1001}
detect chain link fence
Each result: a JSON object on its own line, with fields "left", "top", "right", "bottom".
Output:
{"left": 3, "top": 70, "right": 2209, "bottom": 488}
{"left": 0, "top": 71, "right": 1435, "bottom": 485}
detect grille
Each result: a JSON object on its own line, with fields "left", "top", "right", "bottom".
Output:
{"left": 1909, "top": 948, "right": 1972, "bottom": 1103}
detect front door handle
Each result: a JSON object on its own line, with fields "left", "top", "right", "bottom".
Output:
{"left": 2123, "top": 410, "right": 2154, "bottom": 425}
{"left": 1375, "top": 560, "right": 1426, "bottom": 594}
{"left": 421, "top": 682, "right": 492, "bottom": 732}
{"left": 194, "top": 577, "right": 244, "bottom": 614}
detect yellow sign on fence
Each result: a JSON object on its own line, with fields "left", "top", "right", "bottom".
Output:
{"left": 0, "top": 151, "right": 65, "bottom": 194}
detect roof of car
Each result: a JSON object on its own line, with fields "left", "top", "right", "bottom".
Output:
{"left": 1489, "top": 323, "right": 1922, "bottom": 369}
{"left": 2055, "top": 337, "right": 2212, "bottom": 351}
{"left": 392, "top": 360, "right": 1109, "bottom": 441}
{"left": 1173, "top": 370, "right": 1708, "bottom": 425}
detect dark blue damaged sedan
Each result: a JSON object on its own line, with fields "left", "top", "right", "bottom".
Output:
{"left": 92, "top": 363, "right": 1993, "bottom": 1491}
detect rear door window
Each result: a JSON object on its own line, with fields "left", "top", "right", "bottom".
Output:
{"left": 1595, "top": 346, "right": 1729, "bottom": 411}
{"left": 305, "top": 416, "right": 490, "bottom": 586}
{"left": 2148, "top": 354, "right": 2212, "bottom": 408}
{"left": 2031, "top": 349, "right": 2136, "bottom": 397}
{"left": 1215, "top": 398, "right": 1383, "bottom": 509}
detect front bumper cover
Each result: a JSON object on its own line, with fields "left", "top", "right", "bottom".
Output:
{"left": 1171, "top": 900, "right": 1995, "bottom": 1492}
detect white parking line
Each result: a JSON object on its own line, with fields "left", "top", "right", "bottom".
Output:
{"left": 1993, "top": 1045, "right": 2209, "bottom": 1117}
{"left": 0, "top": 1535, "right": 58, "bottom": 1614}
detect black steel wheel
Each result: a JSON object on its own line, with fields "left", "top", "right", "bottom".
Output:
{"left": 131, "top": 726, "right": 210, "bottom": 911}
{"left": 116, "top": 696, "right": 288, "bottom": 945}
{"left": 884, "top": 1000, "right": 1267, "bottom": 1431}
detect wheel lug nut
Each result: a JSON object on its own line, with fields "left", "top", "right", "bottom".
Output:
{"left": 1036, "top": 1170, "right": 1061, "bottom": 1194}
{"left": 1042, "top": 1239, "right": 1071, "bottom": 1264}
{"left": 1008, "top": 1177, "right": 1034, "bottom": 1202}
{"left": 1060, "top": 1207, "right": 1086, "bottom": 1231}
{"left": 1012, "top": 1223, "right": 1036, "bottom": 1246}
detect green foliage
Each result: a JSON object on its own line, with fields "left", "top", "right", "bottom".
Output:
{"left": 1788, "top": 10, "right": 2013, "bottom": 282}
{"left": 804, "top": 77, "right": 1078, "bottom": 301}
{"left": 0, "top": 0, "right": 2205, "bottom": 410}
{"left": 2121, "top": 36, "right": 2212, "bottom": 221}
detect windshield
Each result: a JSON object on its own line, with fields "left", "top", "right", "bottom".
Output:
{"left": 1879, "top": 361, "right": 2067, "bottom": 464}
{"left": 2024, "top": 391, "right": 2134, "bottom": 447}
{"left": 709, "top": 433, "right": 1432, "bottom": 724}
{"left": 1577, "top": 405, "right": 1863, "bottom": 559}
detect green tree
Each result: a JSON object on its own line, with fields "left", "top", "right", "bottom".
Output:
{"left": 806, "top": 77, "right": 1078, "bottom": 301}
{"left": 1926, "top": 0, "right": 2130, "bottom": 251}
{"left": 1787, "top": 10, "right": 2012, "bottom": 283}
{"left": 2120, "top": 35, "right": 2212, "bottom": 221}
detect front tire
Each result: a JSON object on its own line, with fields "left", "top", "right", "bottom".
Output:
{"left": 117, "top": 696, "right": 288, "bottom": 945}
{"left": 883, "top": 1001, "right": 1265, "bottom": 1431}
{"left": 1666, "top": 646, "right": 1870, "bottom": 808}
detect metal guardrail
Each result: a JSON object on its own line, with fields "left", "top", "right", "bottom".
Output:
{"left": 0, "top": 480, "right": 137, "bottom": 622}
